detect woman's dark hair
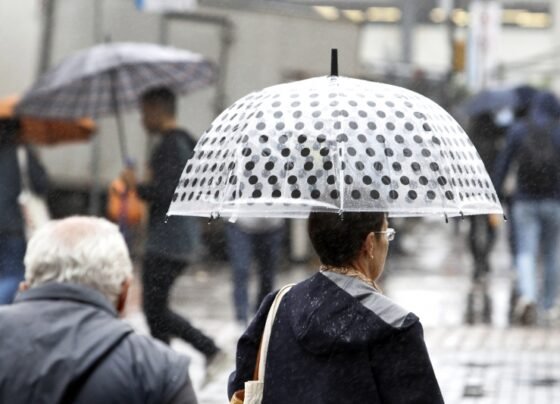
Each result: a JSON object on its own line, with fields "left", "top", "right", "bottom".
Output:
{"left": 308, "top": 211, "right": 386, "bottom": 267}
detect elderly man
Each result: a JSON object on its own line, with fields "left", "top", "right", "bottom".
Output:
{"left": 0, "top": 216, "right": 197, "bottom": 404}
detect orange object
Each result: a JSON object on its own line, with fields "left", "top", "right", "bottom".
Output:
{"left": 107, "top": 177, "right": 146, "bottom": 226}
{"left": 0, "top": 95, "right": 96, "bottom": 145}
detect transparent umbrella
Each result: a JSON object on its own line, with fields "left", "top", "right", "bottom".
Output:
{"left": 168, "top": 66, "right": 503, "bottom": 219}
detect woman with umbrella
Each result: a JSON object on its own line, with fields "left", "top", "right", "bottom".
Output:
{"left": 229, "top": 211, "right": 444, "bottom": 402}
{"left": 168, "top": 52, "right": 503, "bottom": 402}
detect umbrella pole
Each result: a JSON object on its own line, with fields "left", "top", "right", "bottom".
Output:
{"left": 109, "top": 71, "right": 129, "bottom": 165}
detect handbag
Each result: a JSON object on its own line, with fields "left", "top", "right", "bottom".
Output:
{"left": 106, "top": 177, "right": 146, "bottom": 226}
{"left": 17, "top": 147, "right": 50, "bottom": 240}
{"left": 230, "top": 284, "right": 294, "bottom": 404}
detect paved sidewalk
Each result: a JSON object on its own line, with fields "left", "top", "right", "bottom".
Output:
{"left": 125, "top": 218, "right": 560, "bottom": 403}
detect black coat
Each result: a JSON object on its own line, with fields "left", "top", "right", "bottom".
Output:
{"left": 0, "top": 283, "right": 195, "bottom": 404}
{"left": 229, "top": 272, "right": 444, "bottom": 404}
{"left": 137, "top": 128, "right": 199, "bottom": 261}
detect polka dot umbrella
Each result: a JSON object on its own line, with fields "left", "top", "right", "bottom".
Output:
{"left": 168, "top": 71, "right": 503, "bottom": 219}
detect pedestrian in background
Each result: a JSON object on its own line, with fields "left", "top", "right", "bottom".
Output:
{"left": 122, "top": 87, "right": 225, "bottom": 370}
{"left": 0, "top": 118, "right": 48, "bottom": 304}
{"left": 226, "top": 217, "right": 285, "bottom": 325}
{"left": 464, "top": 110, "right": 509, "bottom": 323}
{"left": 0, "top": 217, "right": 198, "bottom": 404}
{"left": 494, "top": 91, "right": 560, "bottom": 325}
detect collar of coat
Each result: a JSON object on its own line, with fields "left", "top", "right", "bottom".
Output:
{"left": 15, "top": 281, "right": 118, "bottom": 317}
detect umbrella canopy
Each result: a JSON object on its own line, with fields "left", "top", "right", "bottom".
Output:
{"left": 168, "top": 76, "right": 503, "bottom": 219}
{"left": 0, "top": 95, "right": 95, "bottom": 145}
{"left": 17, "top": 42, "right": 215, "bottom": 119}
{"left": 463, "top": 88, "right": 518, "bottom": 117}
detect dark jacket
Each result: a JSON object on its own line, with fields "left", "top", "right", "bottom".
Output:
{"left": 0, "top": 143, "right": 48, "bottom": 236}
{"left": 493, "top": 91, "right": 560, "bottom": 201}
{"left": 229, "top": 272, "right": 443, "bottom": 404}
{"left": 0, "top": 282, "right": 196, "bottom": 404}
{"left": 137, "top": 128, "right": 199, "bottom": 261}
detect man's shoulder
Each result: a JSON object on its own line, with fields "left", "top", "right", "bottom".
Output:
{"left": 113, "top": 333, "right": 191, "bottom": 399}
{"left": 120, "top": 332, "right": 190, "bottom": 370}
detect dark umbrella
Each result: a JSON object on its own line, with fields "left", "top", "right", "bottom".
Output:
{"left": 17, "top": 42, "right": 215, "bottom": 162}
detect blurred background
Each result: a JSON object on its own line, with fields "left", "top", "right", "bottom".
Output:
{"left": 2, "top": 1, "right": 560, "bottom": 403}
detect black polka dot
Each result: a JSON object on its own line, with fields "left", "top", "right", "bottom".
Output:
{"left": 351, "top": 190, "right": 361, "bottom": 199}
{"left": 311, "top": 190, "right": 321, "bottom": 199}
{"left": 403, "top": 148, "right": 413, "bottom": 157}
{"left": 323, "top": 161, "right": 333, "bottom": 170}
{"left": 330, "top": 190, "right": 339, "bottom": 199}
{"left": 376, "top": 135, "right": 386, "bottom": 143}
{"left": 430, "top": 162, "right": 440, "bottom": 171}
{"left": 382, "top": 176, "right": 391, "bottom": 185}
{"left": 400, "top": 176, "right": 410, "bottom": 185}
{"left": 427, "top": 190, "right": 436, "bottom": 200}
{"left": 291, "top": 190, "right": 301, "bottom": 198}
{"left": 288, "top": 175, "right": 297, "bottom": 185}
{"left": 374, "top": 162, "right": 383, "bottom": 171}
{"left": 389, "top": 190, "right": 399, "bottom": 200}
{"left": 344, "top": 175, "right": 353, "bottom": 185}
{"left": 363, "top": 175, "right": 372, "bottom": 185}
{"left": 407, "top": 190, "right": 417, "bottom": 200}
{"left": 304, "top": 162, "right": 314, "bottom": 171}
{"left": 385, "top": 148, "right": 394, "bottom": 157}
{"left": 252, "top": 190, "right": 262, "bottom": 198}
{"left": 327, "top": 175, "right": 336, "bottom": 185}
{"left": 419, "top": 176, "right": 428, "bottom": 185}
{"left": 298, "top": 135, "right": 307, "bottom": 143}
{"left": 366, "top": 148, "right": 375, "bottom": 157}
{"left": 445, "top": 191, "right": 454, "bottom": 200}
{"left": 395, "top": 135, "right": 404, "bottom": 144}
{"left": 307, "top": 176, "right": 317, "bottom": 185}
{"left": 370, "top": 190, "right": 380, "bottom": 199}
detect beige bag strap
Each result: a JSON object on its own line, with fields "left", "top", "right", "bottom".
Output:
{"left": 256, "top": 284, "right": 294, "bottom": 382}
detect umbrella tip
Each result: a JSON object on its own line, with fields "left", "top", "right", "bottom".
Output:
{"left": 330, "top": 49, "right": 338, "bottom": 77}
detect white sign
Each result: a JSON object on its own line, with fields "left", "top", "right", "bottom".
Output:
{"left": 467, "top": 1, "right": 502, "bottom": 91}
{"left": 135, "top": 0, "right": 198, "bottom": 12}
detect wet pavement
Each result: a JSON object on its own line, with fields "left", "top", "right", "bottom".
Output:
{"left": 125, "top": 217, "right": 560, "bottom": 403}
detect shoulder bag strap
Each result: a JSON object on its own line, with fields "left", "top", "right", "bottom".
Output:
{"left": 255, "top": 284, "right": 294, "bottom": 382}
{"left": 16, "top": 146, "right": 31, "bottom": 191}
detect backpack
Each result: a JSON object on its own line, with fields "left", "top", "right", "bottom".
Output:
{"left": 517, "top": 120, "right": 560, "bottom": 198}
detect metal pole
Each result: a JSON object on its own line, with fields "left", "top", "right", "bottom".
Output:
{"left": 37, "top": 0, "right": 56, "bottom": 76}
{"left": 400, "top": 0, "right": 416, "bottom": 65}
{"left": 88, "top": 0, "right": 105, "bottom": 215}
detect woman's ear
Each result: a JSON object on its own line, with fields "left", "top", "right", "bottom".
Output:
{"left": 363, "top": 232, "right": 376, "bottom": 256}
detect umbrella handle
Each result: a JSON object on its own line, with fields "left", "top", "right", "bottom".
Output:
{"left": 330, "top": 49, "right": 338, "bottom": 77}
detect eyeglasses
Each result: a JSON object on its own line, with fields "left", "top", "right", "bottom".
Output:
{"left": 374, "top": 228, "right": 396, "bottom": 242}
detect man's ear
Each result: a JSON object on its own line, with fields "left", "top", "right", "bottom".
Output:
{"left": 116, "top": 277, "right": 132, "bottom": 315}
{"left": 18, "top": 281, "right": 29, "bottom": 292}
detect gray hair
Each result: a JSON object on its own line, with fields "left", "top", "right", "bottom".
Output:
{"left": 24, "top": 216, "right": 133, "bottom": 305}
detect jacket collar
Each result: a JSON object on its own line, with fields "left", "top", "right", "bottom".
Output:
{"left": 15, "top": 282, "right": 118, "bottom": 317}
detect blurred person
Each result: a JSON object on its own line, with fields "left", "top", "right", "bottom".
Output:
{"left": 0, "top": 118, "right": 48, "bottom": 304}
{"left": 229, "top": 212, "right": 443, "bottom": 403}
{"left": 122, "top": 87, "right": 224, "bottom": 372}
{"left": 0, "top": 216, "right": 197, "bottom": 404}
{"left": 465, "top": 111, "right": 509, "bottom": 323}
{"left": 494, "top": 91, "right": 560, "bottom": 325}
{"left": 226, "top": 217, "right": 285, "bottom": 325}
